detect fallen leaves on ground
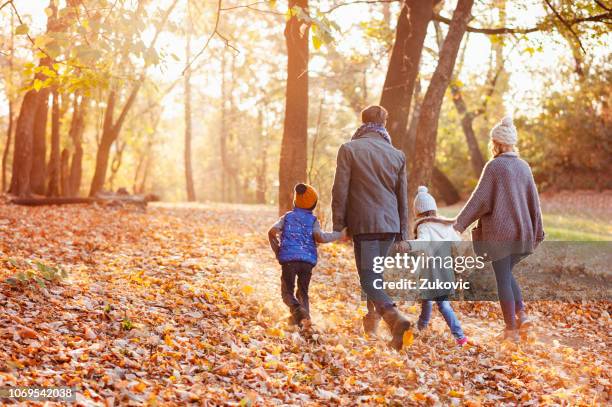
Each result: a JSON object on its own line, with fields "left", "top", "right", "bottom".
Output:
{"left": 0, "top": 203, "right": 610, "bottom": 405}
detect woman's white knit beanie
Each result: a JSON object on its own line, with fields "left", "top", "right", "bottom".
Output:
{"left": 414, "top": 186, "right": 437, "bottom": 215}
{"left": 490, "top": 116, "right": 518, "bottom": 145}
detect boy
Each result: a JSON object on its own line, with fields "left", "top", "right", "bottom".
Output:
{"left": 268, "top": 183, "right": 345, "bottom": 326}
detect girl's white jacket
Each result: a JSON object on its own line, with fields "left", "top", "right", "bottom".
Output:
{"left": 410, "top": 218, "right": 461, "bottom": 249}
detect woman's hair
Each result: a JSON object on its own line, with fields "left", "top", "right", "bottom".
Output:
{"left": 489, "top": 139, "right": 518, "bottom": 158}
{"left": 361, "top": 105, "right": 388, "bottom": 124}
{"left": 416, "top": 210, "right": 437, "bottom": 218}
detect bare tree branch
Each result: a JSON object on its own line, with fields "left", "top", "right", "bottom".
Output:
{"left": 595, "top": 0, "right": 611, "bottom": 12}
{"left": 434, "top": 10, "right": 612, "bottom": 35}
{"left": 183, "top": 0, "right": 239, "bottom": 75}
{"left": 543, "top": 0, "right": 586, "bottom": 53}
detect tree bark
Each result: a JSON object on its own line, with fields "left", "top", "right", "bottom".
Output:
{"left": 380, "top": 0, "right": 437, "bottom": 150}
{"left": 2, "top": 10, "right": 15, "bottom": 192}
{"left": 2, "top": 101, "right": 13, "bottom": 192}
{"left": 409, "top": 0, "right": 474, "bottom": 209}
{"left": 9, "top": 91, "right": 40, "bottom": 196}
{"left": 88, "top": 0, "right": 177, "bottom": 197}
{"left": 278, "top": 0, "right": 309, "bottom": 214}
{"left": 46, "top": 89, "right": 61, "bottom": 197}
{"left": 68, "top": 95, "right": 87, "bottom": 196}
{"left": 89, "top": 85, "right": 140, "bottom": 196}
{"left": 60, "top": 148, "right": 70, "bottom": 196}
{"left": 450, "top": 86, "right": 485, "bottom": 176}
{"left": 9, "top": 0, "right": 58, "bottom": 197}
{"left": 255, "top": 107, "right": 268, "bottom": 204}
{"left": 184, "top": 25, "right": 196, "bottom": 202}
{"left": 30, "top": 88, "right": 50, "bottom": 195}
{"left": 431, "top": 166, "right": 460, "bottom": 204}
{"left": 220, "top": 52, "right": 228, "bottom": 201}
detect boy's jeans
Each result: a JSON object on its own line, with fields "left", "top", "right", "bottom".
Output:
{"left": 418, "top": 297, "right": 465, "bottom": 340}
{"left": 491, "top": 254, "right": 525, "bottom": 330}
{"left": 353, "top": 234, "right": 396, "bottom": 316}
{"left": 281, "top": 261, "right": 313, "bottom": 318}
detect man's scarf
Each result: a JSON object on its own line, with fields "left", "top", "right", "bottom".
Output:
{"left": 351, "top": 122, "right": 392, "bottom": 144}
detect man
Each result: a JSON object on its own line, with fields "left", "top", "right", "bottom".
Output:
{"left": 331, "top": 105, "right": 412, "bottom": 350}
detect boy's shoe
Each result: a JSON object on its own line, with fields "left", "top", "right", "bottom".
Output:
{"left": 291, "top": 306, "right": 309, "bottom": 327}
{"left": 456, "top": 337, "right": 469, "bottom": 346}
{"left": 382, "top": 308, "right": 412, "bottom": 351}
{"left": 286, "top": 315, "right": 298, "bottom": 326}
{"left": 362, "top": 313, "right": 381, "bottom": 336}
{"left": 517, "top": 311, "right": 532, "bottom": 330}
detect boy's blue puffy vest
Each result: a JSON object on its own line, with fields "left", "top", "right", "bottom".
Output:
{"left": 278, "top": 208, "right": 317, "bottom": 266}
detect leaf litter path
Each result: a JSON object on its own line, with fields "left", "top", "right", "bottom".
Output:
{"left": 0, "top": 203, "right": 609, "bottom": 405}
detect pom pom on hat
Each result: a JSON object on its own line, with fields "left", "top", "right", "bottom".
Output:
{"left": 294, "top": 183, "right": 318, "bottom": 209}
{"left": 414, "top": 185, "right": 437, "bottom": 215}
{"left": 490, "top": 115, "right": 518, "bottom": 145}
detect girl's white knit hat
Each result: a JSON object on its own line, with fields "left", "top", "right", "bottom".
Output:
{"left": 414, "top": 186, "right": 437, "bottom": 214}
{"left": 490, "top": 116, "right": 518, "bottom": 145}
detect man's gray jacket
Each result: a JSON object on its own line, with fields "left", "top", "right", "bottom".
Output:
{"left": 331, "top": 131, "right": 409, "bottom": 240}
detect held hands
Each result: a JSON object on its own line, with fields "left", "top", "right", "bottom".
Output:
{"left": 339, "top": 227, "right": 350, "bottom": 242}
{"left": 394, "top": 240, "right": 411, "bottom": 253}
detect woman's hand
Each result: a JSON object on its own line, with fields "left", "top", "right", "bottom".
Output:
{"left": 394, "top": 240, "right": 411, "bottom": 253}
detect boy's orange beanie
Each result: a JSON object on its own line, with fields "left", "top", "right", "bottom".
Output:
{"left": 294, "top": 183, "right": 318, "bottom": 209}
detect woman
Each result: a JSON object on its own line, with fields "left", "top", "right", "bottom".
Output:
{"left": 454, "top": 116, "right": 545, "bottom": 341}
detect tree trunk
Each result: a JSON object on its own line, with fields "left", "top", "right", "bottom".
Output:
{"left": 409, "top": 0, "right": 474, "bottom": 210}
{"left": 108, "top": 140, "right": 125, "bottom": 190}
{"left": 2, "top": 10, "right": 15, "bottom": 193}
{"left": 184, "top": 27, "right": 196, "bottom": 202}
{"left": 89, "top": 85, "right": 140, "bottom": 197}
{"left": 8, "top": 0, "right": 58, "bottom": 197}
{"left": 68, "top": 96, "right": 87, "bottom": 196}
{"left": 220, "top": 53, "right": 228, "bottom": 201}
{"left": 88, "top": 0, "right": 176, "bottom": 197}
{"left": 450, "top": 86, "right": 485, "bottom": 176}
{"left": 255, "top": 107, "right": 268, "bottom": 204}
{"left": 380, "top": 0, "right": 437, "bottom": 150}
{"left": 431, "top": 166, "right": 460, "bottom": 205}
{"left": 46, "top": 90, "right": 61, "bottom": 197}
{"left": 9, "top": 90, "right": 40, "bottom": 196}
{"left": 60, "top": 148, "right": 70, "bottom": 196}
{"left": 30, "top": 88, "right": 50, "bottom": 195}
{"left": 2, "top": 101, "right": 13, "bottom": 192}
{"left": 279, "top": 0, "right": 309, "bottom": 214}
{"left": 405, "top": 79, "right": 422, "bottom": 170}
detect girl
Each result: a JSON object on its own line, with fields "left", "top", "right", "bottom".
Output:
{"left": 409, "top": 186, "right": 468, "bottom": 346}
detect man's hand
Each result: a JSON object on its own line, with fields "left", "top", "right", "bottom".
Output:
{"left": 394, "top": 240, "right": 411, "bottom": 253}
{"left": 339, "top": 227, "right": 350, "bottom": 242}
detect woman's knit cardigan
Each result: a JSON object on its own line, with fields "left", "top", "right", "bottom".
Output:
{"left": 454, "top": 152, "right": 545, "bottom": 259}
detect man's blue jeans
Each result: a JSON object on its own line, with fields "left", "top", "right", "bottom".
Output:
{"left": 492, "top": 254, "right": 525, "bottom": 330}
{"left": 353, "top": 235, "right": 396, "bottom": 316}
{"left": 418, "top": 298, "right": 465, "bottom": 340}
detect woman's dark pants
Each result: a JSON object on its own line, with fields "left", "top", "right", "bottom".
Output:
{"left": 492, "top": 254, "right": 525, "bottom": 330}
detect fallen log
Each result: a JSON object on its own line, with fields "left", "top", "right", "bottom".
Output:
{"left": 10, "top": 197, "right": 96, "bottom": 206}
{"left": 10, "top": 192, "right": 156, "bottom": 207}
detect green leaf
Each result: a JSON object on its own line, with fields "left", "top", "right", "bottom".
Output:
{"left": 15, "top": 24, "right": 29, "bottom": 36}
